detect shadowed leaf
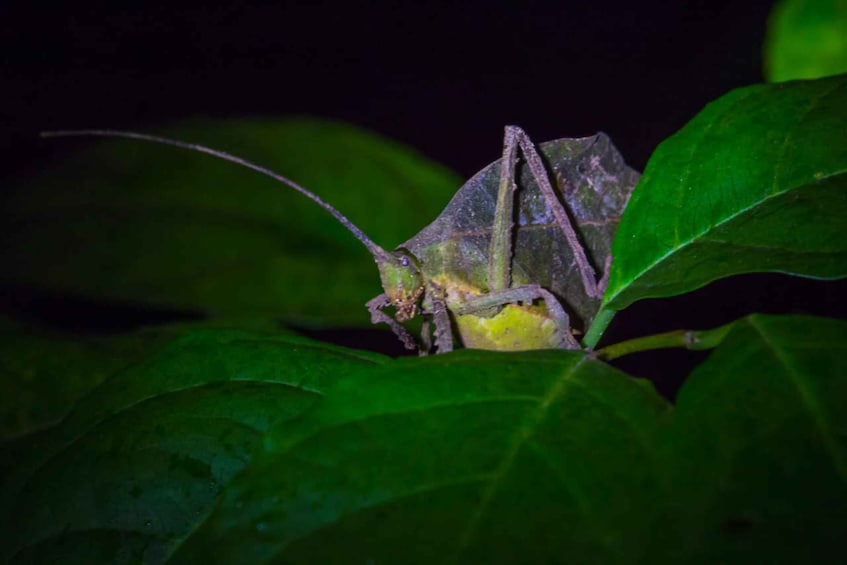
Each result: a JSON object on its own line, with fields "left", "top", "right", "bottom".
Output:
{"left": 0, "top": 322, "right": 170, "bottom": 441}
{"left": 650, "top": 314, "right": 847, "bottom": 563}
{"left": 2, "top": 316, "right": 844, "bottom": 563}
{"left": 764, "top": 0, "right": 847, "bottom": 82}
{"left": 1, "top": 118, "right": 461, "bottom": 327}
{"left": 0, "top": 327, "right": 385, "bottom": 563}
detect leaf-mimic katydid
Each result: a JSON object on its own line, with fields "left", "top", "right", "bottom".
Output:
{"left": 42, "top": 126, "right": 638, "bottom": 353}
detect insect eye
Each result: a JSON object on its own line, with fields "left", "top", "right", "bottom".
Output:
{"left": 400, "top": 256, "right": 410, "bottom": 267}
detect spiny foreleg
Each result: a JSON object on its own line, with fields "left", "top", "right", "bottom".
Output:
{"left": 366, "top": 294, "right": 418, "bottom": 351}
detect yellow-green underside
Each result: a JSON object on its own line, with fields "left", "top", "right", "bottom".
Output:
{"left": 454, "top": 304, "right": 561, "bottom": 351}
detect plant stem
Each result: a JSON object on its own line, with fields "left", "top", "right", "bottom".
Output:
{"left": 595, "top": 321, "right": 736, "bottom": 361}
{"left": 582, "top": 307, "right": 616, "bottom": 349}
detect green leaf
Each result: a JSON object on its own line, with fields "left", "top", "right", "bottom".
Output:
{"left": 1, "top": 117, "right": 461, "bottom": 327}
{"left": 173, "top": 315, "right": 846, "bottom": 564}
{"left": 0, "top": 327, "right": 385, "bottom": 563}
{"left": 3, "top": 315, "right": 844, "bottom": 563}
{"left": 0, "top": 322, "right": 169, "bottom": 441}
{"left": 604, "top": 74, "right": 847, "bottom": 312}
{"left": 0, "top": 318, "right": 293, "bottom": 442}
{"left": 172, "top": 350, "right": 670, "bottom": 564}
{"left": 651, "top": 314, "right": 847, "bottom": 563}
{"left": 764, "top": 0, "right": 847, "bottom": 82}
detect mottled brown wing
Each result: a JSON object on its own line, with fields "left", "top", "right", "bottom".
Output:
{"left": 402, "top": 133, "right": 639, "bottom": 332}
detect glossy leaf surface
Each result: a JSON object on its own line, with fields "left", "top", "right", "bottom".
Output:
{"left": 0, "top": 327, "right": 385, "bottom": 563}
{"left": 1, "top": 118, "right": 461, "bottom": 326}
{"left": 604, "top": 74, "right": 847, "bottom": 312}
{"left": 2, "top": 316, "right": 844, "bottom": 563}
{"left": 174, "top": 349, "right": 669, "bottom": 564}
{"left": 177, "top": 315, "right": 846, "bottom": 563}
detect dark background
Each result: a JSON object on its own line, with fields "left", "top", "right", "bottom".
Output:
{"left": 2, "top": 1, "right": 843, "bottom": 395}
{"left": 3, "top": 2, "right": 776, "bottom": 177}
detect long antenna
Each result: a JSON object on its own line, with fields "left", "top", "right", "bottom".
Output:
{"left": 40, "top": 129, "right": 392, "bottom": 262}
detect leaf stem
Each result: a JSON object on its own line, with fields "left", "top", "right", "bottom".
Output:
{"left": 595, "top": 321, "right": 735, "bottom": 361}
{"left": 582, "top": 307, "right": 616, "bottom": 349}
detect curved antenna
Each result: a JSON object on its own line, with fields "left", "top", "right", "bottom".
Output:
{"left": 40, "top": 129, "right": 392, "bottom": 262}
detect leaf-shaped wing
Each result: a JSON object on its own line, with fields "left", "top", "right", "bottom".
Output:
{"left": 404, "top": 133, "right": 640, "bottom": 331}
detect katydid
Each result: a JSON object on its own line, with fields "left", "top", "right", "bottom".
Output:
{"left": 41, "top": 127, "right": 638, "bottom": 353}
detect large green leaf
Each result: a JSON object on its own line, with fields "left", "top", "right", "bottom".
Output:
{"left": 0, "top": 322, "right": 170, "bottom": 441}
{"left": 1, "top": 118, "right": 461, "bottom": 327}
{"left": 173, "top": 350, "right": 671, "bottom": 564}
{"left": 0, "top": 327, "right": 385, "bottom": 563}
{"left": 170, "top": 315, "right": 845, "bottom": 563}
{"left": 2, "top": 315, "right": 844, "bottom": 563}
{"left": 603, "top": 74, "right": 847, "bottom": 313}
{"left": 0, "top": 318, "right": 291, "bottom": 442}
{"left": 651, "top": 314, "right": 847, "bottom": 563}
{"left": 764, "top": 0, "right": 847, "bottom": 82}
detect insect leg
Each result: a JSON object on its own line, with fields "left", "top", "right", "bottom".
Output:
{"left": 596, "top": 255, "right": 613, "bottom": 296}
{"left": 511, "top": 127, "right": 601, "bottom": 299}
{"left": 453, "top": 285, "right": 581, "bottom": 349}
{"left": 487, "top": 126, "right": 520, "bottom": 294}
{"left": 430, "top": 291, "right": 454, "bottom": 354}
{"left": 418, "top": 283, "right": 454, "bottom": 354}
{"left": 366, "top": 294, "right": 419, "bottom": 350}
{"left": 419, "top": 317, "right": 434, "bottom": 354}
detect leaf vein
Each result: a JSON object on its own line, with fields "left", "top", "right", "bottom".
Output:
{"left": 749, "top": 317, "right": 847, "bottom": 486}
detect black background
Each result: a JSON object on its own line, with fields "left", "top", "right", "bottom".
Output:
{"left": 3, "top": 2, "right": 776, "bottom": 176}
{"left": 2, "top": 2, "right": 843, "bottom": 396}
